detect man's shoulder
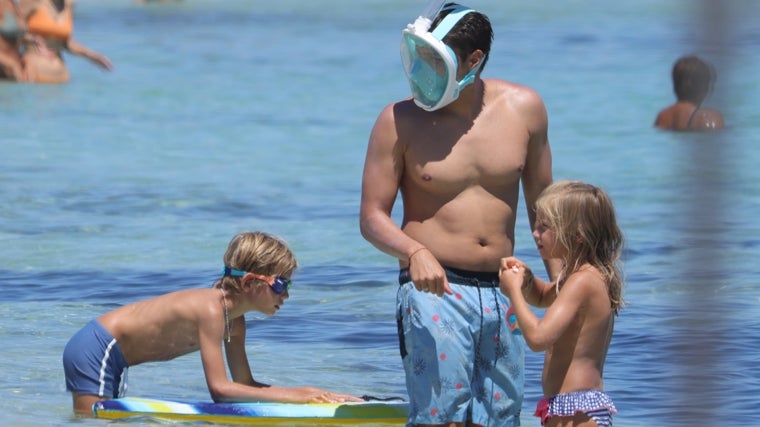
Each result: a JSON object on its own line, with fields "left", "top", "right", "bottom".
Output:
{"left": 388, "top": 97, "right": 419, "bottom": 111}
{"left": 483, "top": 78, "right": 544, "bottom": 109}
{"left": 483, "top": 78, "right": 541, "bottom": 95}
{"left": 376, "top": 98, "right": 428, "bottom": 125}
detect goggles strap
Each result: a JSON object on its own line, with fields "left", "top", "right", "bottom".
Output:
{"left": 223, "top": 266, "right": 248, "bottom": 277}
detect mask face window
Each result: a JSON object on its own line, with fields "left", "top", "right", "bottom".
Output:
{"left": 416, "top": 45, "right": 448, "bottom": 77}
{"left": 401, "top": 33, "right": 454, "bottom": 110}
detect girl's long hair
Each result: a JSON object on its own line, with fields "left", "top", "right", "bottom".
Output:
{"left": 536, "top": 181, "right": 624, "bottom": 314}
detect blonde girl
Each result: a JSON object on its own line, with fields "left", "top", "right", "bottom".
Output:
{"left": 499, "top": 181, "right": 623, "bottom": 427}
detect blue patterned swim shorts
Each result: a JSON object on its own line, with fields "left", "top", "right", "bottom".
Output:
{"left": 396, "top": 267, "right": 525, "bottom": 427}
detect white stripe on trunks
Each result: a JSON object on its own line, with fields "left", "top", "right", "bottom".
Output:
{"left": 98, "top": 338, "right": 118, "bottom": 397}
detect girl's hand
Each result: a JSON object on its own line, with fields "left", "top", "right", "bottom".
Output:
{"left": 499, "top": 257, "right": 532, "bottom": 296}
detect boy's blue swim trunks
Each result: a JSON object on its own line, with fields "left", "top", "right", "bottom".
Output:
{"left": 63, "top": 319, "right": 128, "bottom": 398}
{"left": 397, "top": 267, "right": 525, "bottom": 427}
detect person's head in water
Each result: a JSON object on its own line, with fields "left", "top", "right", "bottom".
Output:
{"left": 672, "top": 55, "right": 715, "bottom": 105}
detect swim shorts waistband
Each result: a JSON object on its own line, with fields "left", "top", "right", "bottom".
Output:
{"left": 398, "top": 266, "right": 499, "bottom": 288}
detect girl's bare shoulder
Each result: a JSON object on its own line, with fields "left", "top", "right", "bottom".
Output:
{"left": 563, "top": 266, "right": 606, "bottom": 295}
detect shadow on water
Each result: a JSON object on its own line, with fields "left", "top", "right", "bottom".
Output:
{"left": 670, "top": 3, "right": 731, "bottom": 423}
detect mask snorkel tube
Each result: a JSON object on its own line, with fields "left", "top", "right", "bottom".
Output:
{"left": 416, "top": 0, "right": 447, "bottom": 31}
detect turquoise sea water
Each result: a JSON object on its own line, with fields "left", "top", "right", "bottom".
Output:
{"left": 2, "top": 0, "right": 759, "bottom": 426}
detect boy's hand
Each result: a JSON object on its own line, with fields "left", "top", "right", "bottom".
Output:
{"left": 298, "top": 387, "right": 363, "bottom": 403}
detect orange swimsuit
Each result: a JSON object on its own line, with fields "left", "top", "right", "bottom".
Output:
{"left": 27, "top": 6, "right": 71, "bottom": 39}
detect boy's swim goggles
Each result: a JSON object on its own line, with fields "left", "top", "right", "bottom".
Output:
{"left": 223, "top": 266, "right": 292, "bottom": 294}
{"left": 400, "top": 1, "right": 484, "bottom": 111}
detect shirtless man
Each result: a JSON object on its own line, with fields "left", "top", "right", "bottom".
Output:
{"left": 62, "top": 231, "right": 361, "bottom": 416}
{"left": 360, "top": 2, "right": 560, "bottom": 426}
{"left": 654, "top": 55, "right": 724, "bottom": 131}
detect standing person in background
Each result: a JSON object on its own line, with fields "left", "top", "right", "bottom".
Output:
{"left": 0, "top": 0, "right": 29, "bottom": 81}
{"left": 499, "top": 181, "right": 624, "bottom": 427}
{"left": 654, "top": 55, "right": 724, "bottom": 131}
{"left": 360, "top": 1, "right": 561, "bottom": 425}
{"left": 17, "top": 0, "right": 112, "bottom": 83}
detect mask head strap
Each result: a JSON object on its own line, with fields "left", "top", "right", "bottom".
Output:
{"left": 432, "top": 5, "right": 484, "bottom": 87}
{"left": 430, "top": 4, "right": 474, "bottom": 41}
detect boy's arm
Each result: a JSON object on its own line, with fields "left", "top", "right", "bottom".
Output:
{"left": 223, "top": 317, "right": 261, "bottom": 386}
{"left": 199, "top": 314, "right": 290, "bottom": 401}
{"left": 199, "top": 312, "right": 362, "bottom": 403}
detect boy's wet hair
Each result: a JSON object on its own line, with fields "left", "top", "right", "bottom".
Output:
{"left": 214, "top": 231, "right": 297, "bottom": 293}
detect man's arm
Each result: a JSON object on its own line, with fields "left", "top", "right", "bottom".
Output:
{"left": 360, "top": 104, "right": 424, "bottom": 261}
{"left": 519, "top": 88, "right": 563, "bottom": 282}
{"left": 360, "top": 104, "right": 452, "bottom": 296}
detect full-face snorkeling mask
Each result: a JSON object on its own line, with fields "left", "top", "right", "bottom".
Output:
{"left": 401, "top": 1, "right": 484, "bottom": 111}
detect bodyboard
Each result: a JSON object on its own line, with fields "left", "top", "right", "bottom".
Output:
{"left": 93, "top": 396, "right": 409, "bottom": 425}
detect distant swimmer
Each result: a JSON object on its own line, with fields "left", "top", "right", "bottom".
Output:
{"left": 17, "top": 0, "right": 112, "bottom": 83}
{"left": 654, "top": 55, "right": 724, "bottom": 132}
